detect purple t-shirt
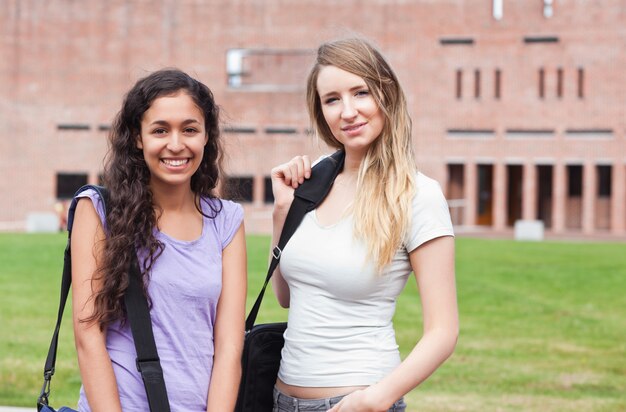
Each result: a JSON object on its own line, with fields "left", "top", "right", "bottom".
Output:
{"left": 76, "top": 190, "right": 243, "bottom": 412}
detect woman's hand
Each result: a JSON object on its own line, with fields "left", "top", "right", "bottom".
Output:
{"left": 270, "top": 155, "right": 311, "bottom": 209}
{"left": 327, "top": 388, "right": 388, "bottom": 412}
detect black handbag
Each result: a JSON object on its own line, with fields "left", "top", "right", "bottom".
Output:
{"left": 235, "top": 151, "right": 345, "bottom": 412}
{"left": 37, "top": 185, "right": 171, "bottom": 412}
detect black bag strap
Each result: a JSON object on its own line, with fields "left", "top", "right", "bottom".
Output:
{"left": 38, "top": 184, "right": 170, "bottom": 412}
{"left": 245, "top": 150, "right": 345, "bottom": 331}
{"left": 125, "top": 257, "right": 171, "bottom": 412}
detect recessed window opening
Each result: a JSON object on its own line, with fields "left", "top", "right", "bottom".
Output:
{"left": 596, "top": 165, "right": 612, "bottom": 230}
{"left": 455, "top": 69, "right": 462, "bottom": 99}
{"left": 494, "top": 69, "right": 501, "bottom": 99}
{"left": 440, "top": 38, "right": 474, "bottom": 45}
{"left": 524, "top": 36, "right": 559, "bottom": 44}
{"left": 264, "top": 127, "right": 298, "bottom": 135}
{"left": 506, "top": 165, "right": 523, "bottom": 226}
{"left": 223, "top": 127, "right": 257, "bottom": 134}
{"left": 446, "top": 164, "right": 465, "bottom": 226}
{"left": 566, "top": 165, "right": 583, "bottom": 230}
{"left": 538, "top": 68, "right": 545, "bottom": 99}
{"left": 567, "top": 165, "right": 583, "bottom": 197}
{"left": 597, "top": 165, "right": 611, "bottom": 198}
{"left": 477, "top": 164, "right": 494, "bottom": 226}
{"left": 58, "top": 124, "right": 90, "bottom": 131}
{"left": 577, "top": 68, "right": 584, "bottom": 98}
{"left": 474, "top": 70, "right": 481, "bottom": 99}
{"left": 223, "top": 176, "right": 254, "bottom": 202}
{"left": 557, "top": 68, "right": 563, "bottom": 98}
{"left": 537, "top": 165, "right": 553, "bottom": 228}
{"left": 448, "top": 129, "right": 495, "bottom": 134}
{"left": 56, "top": 173, "right": 88, "bottom": 199}
{"left": 264, "top": 177, "right": 274, "bottom": 204}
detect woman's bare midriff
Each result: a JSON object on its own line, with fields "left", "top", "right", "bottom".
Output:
{"left": 275, "top": 378, "right": 367, "bottom": 399}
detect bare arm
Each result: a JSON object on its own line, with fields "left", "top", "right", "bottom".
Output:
{"left": 207, "top": 223, "right": 247, "bottom": 411}
{"left": 269, "top": 155, "right": 311, "bottom": 308}
{"left": 329, "top": 236, "right": 458, "bottom": 412}
{"left": 71, "top": 199, "right": 123, "bottom": 412}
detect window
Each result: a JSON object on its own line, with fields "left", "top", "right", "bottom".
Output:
{"left": 524, "top": 36, "right": 559, "bottom": 44}
{"left": 474, "top": 69, "right": 481, "bottom": 99}
{"left": 556, "top": 68, "right": 563, "bottom": 98}
{"left": 536, "top": 165, "right": 553, "bottom": 228}
{"left": 264, "top": 177, "right": 274, "bottom": 204}
{"left": 56, "top": 173, "right": 88, "bottom": 199}
{"left": 577, "top": 67, "right": 584, "bottom": 98}
{"left": 565, "top": 129, "right": 613, "bottom": 139}
{"left": 506, "top": 129, "right": 554, "bottom": 137}
{"left": 264, "top": 127, "right": 298, "bottom": 134}
{"left": 455, "top": 69, "right": 462, "bottom": 99}
{"left": 57, "top": 124, "right": 90, "bottom": 131}
{"left": 440, "top": 38, "right": 474, "bottom": 46}
{"left": 223, "top": 176, "right": 254, "bottom": 202}
{"left": 567, "top": 165, "right": 582, "bottom": 197}
{"left": 223, "top": 126, "right": 257, "bottom": 134}
{"left": 538, "top": 68, "right": 545, "bottom": 99}
{"left": 447, "top": 129, "right": 495, "bottom": 137}
{"left": 597, "top": 166, "right": 611, "bottom": 197}
{"left": 494, "top": 69, "right": 501, "bottom": 99}
{"left": 476, "top": 164, "right": 494, "bottom": 226}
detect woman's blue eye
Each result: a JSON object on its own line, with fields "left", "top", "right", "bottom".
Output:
{"left": 324, "top": 97, "right": 338, "bottom": 104}
{"left": 356, "top": 90, "right": 369, "bottom": 97}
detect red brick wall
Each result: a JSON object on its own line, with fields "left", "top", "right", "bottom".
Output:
{"left": 0, "top": 0, "right": 623, "bottom": 234}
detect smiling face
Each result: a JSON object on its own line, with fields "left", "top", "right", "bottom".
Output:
{"left": 137, "top": 91, "right": 207, "bottom": 190}
{"left": 316, "top": 65, "right": 385, "bottom": 159}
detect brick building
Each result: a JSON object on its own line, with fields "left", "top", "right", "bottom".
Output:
{"left": 0, "top": 0, "right": 624, "bottom": 237}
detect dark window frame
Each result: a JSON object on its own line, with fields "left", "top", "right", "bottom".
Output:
{"left": 567, "top": 165, "right": 583, "bottom": 197}
{"left": 474, "top": 69, "right": 481, "bottom": 99}
{"left": 264, "top": 177, "right": 274, "bottom": 204}
{"left": 455, "top": 69, "right": 463, "bottom": 99}
{"left": 56, "top": 172, "right": 89, "bottom": 199}
{"left": 494, "top": 69, "right": 501, "bottom": 99}
{"left": 223, "top": 176, "right": 254, "bottom": 203}
{"left": 556, "top": 67, "right": 564, "bottom": 98}
{"left": 597, "top": 165, "right": 612, "bottom": 197}
{"left": 577, "top": 67, "right": 585, "bottom": 99}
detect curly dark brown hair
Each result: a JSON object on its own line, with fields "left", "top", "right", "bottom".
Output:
{"left": 84, "top": 69, "right": 223, "bottom": 330}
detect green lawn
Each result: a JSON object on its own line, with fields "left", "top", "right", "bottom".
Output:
{"left": 1, "top": 233, "right": 625, "bottom": 411}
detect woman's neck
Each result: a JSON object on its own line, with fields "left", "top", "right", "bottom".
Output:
{"left": 149, "top": 182, "right": 197, "bottom": 213}
{"left": 342, "top": 150, "right": 364, "bottom": 177}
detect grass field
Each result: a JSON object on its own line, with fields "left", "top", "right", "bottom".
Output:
{"left": 1, "top": 233, "right": 625, "bottom": 411}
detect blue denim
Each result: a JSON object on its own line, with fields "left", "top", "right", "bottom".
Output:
{"left": 273, "top": 386, "right": 407, "bottom": 411}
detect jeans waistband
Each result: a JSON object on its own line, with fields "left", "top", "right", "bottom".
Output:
{"left": 272, "top": 386, "right": 407, "bottom": 411}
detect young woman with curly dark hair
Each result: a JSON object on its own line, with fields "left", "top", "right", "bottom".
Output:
{"left": 71, "top": 69, "right": 246, "bottom": 411}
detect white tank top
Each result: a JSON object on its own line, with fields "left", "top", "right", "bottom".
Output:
{"left": 277, "top": 172, "right": 454, "bottom": 386}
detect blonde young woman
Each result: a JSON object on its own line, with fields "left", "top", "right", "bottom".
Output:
{"left": 270, "top": 38, "right": 458, "bottom": 412}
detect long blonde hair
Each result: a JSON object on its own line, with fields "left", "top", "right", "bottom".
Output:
{"left": 306, "top": 38, "right": 416, "bottom": 271}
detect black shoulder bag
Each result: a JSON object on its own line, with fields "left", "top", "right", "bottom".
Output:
{"left": 235, "top": 150, "right": 345, "bottom": 412}
{"left": 37, "top": 185, "right": 171, "bottom": 412}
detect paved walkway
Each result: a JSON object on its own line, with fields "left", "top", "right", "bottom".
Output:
{"left": 0, "top": 407, "right": 35, "bottom": 411}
